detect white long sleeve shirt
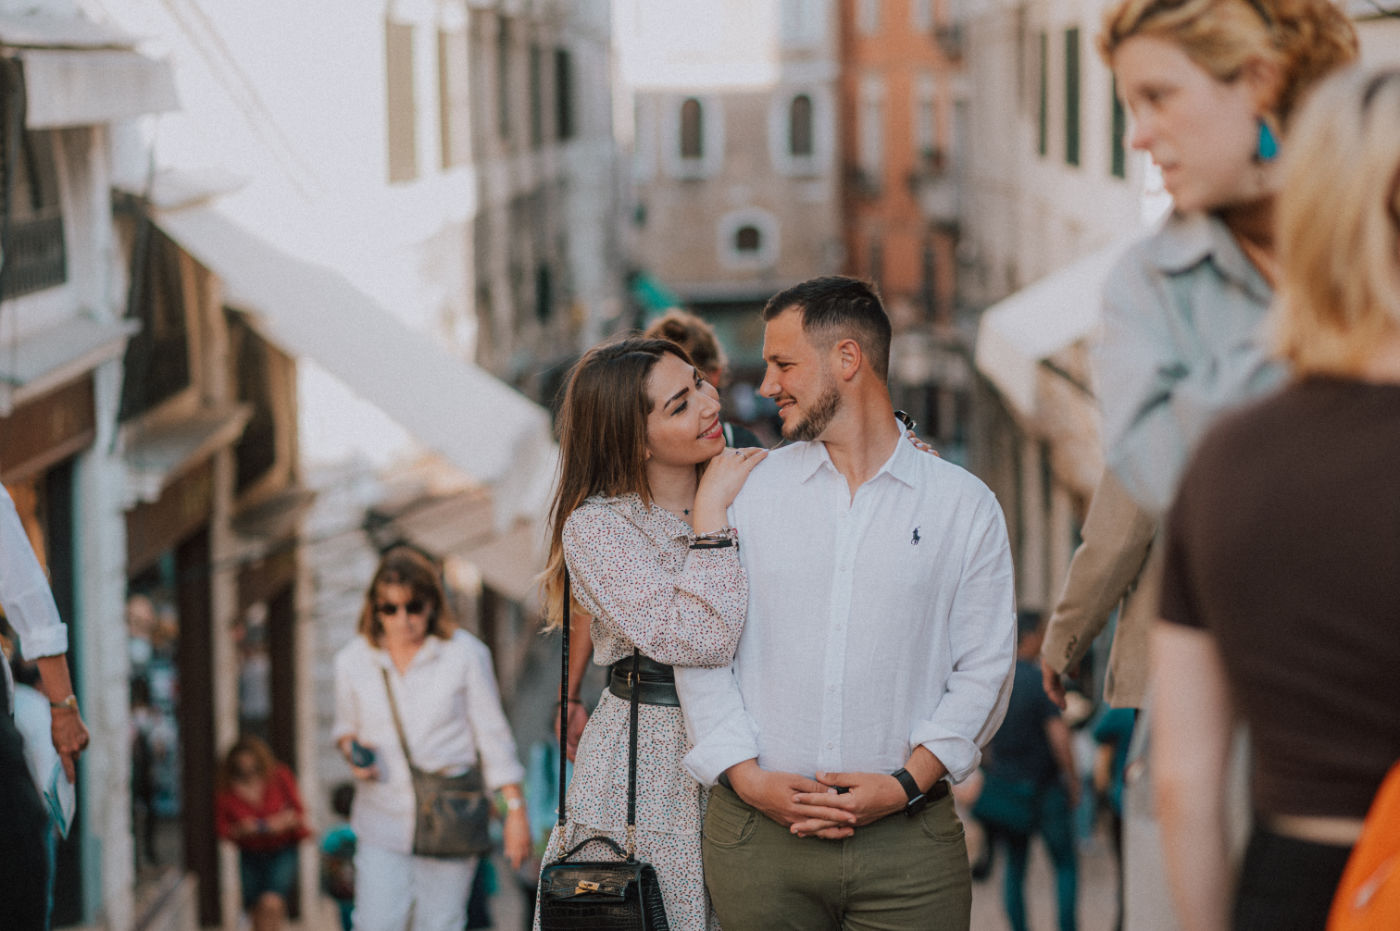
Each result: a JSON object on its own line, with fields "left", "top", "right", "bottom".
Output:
{"left": 676, "top": 431, "right": 1017, "bottom": 788}
{"left": 331, "top": 630, "right": 525, "bottom": 854}
{"left": 1, "top": 482, "right": 68, "bottom": 710}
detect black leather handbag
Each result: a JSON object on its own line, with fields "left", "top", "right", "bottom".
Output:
{"left": 537, "top": 575, "right": 671, "bottom": 930}
{"left": 381, "top": 669, "right": 492, "bottom": 859}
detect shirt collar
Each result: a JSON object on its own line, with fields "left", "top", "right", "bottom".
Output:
{"left": 793, "top": 417, "right": 920, "bottom": 490}
{"left": 370, "top": 633, "right": 446, "bottom": 672}
{"left": 1145, "top": 210, "right": 1272, "bottom": 304}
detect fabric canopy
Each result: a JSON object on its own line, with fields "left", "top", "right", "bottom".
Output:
{"left": 153, "top": 203, "right": 559, "bottom": 529}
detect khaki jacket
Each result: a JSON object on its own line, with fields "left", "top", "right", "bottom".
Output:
{"left": 1041, "top": 470, "right": 1160, "bottom": 709}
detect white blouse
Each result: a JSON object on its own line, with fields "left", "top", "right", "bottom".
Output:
{"left": 331, "top": 630, "right": 525, "bottom": 854}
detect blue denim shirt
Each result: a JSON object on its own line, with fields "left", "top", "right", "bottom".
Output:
{"left": 1094, "top": 210, "right": 1286, "bottom": 517}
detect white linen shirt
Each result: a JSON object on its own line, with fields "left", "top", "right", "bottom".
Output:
{"left": 676, "top": 429, "right": 1017, "bottom": 787}
{"left": 2, "top": 482, "right": 68, "bottom": 710}
{"left": 331, "top": 630, "right": 525, "bottom": 854}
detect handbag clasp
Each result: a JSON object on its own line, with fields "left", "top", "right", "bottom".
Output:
{"left": 575, "top": 880, "right": 602, "bottom": 895}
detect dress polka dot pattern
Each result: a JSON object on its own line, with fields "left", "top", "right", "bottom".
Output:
{"left": 534, "top": 494, "right": 746, "bottom": 931}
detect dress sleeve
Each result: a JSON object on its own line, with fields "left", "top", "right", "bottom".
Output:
{"left": 563, "top": 503, "right": 746, "bottom": 668}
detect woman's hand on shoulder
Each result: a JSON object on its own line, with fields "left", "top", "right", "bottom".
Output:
{"left": 695, "top": 446, "right": 767, "bottom": 518}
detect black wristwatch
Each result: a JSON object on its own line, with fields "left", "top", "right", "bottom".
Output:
{"left": 892, "top": 767, "right": 929, "bottom": 816}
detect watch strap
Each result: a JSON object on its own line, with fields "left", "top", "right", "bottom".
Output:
{"left": 892, "top": 767, "right": 929, "bottom": 815}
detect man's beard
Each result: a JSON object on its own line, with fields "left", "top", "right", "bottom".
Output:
{"left": 782, "top": 379, "right": 841, "bottom": 441}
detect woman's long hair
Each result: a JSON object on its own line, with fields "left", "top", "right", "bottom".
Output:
{"left": 356, "top": 545, "right": 452, "bottom": 645}
{"left": 540, "top": 337, "right": 694, "bottom": 628}
{"left": 216, "top": 734, "right": 277, "bottom": 794}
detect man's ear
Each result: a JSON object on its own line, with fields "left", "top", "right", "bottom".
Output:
{"left": 835, "top": 338, "right": 863, "bottom": 382}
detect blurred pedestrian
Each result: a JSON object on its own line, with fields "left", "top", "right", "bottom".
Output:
{"left": 1091, "top": 707, "right": 1136, "bottom": 931}
{"left": 535, "top": 337, "right": 763, "bottom": 930}
{"left": 319, "top": 783, "right": 356, "bottom": 931}
{"left": 333, "top": 546, "right": 529, "bottom": 931}
{"left": 977, "top": 611, "right": 1079, "bottom": 931}
{"left": 1096, "top": 0, "right": 1357, "bottom": 516}
{"left": 1055, "top": 2, "right": 1360, "bottom": 924}
{"left": 645, "top": 308, "right": 764, "bottom": 447}
{"left": 1, "top": 481, "right": 89, "bottom": 930}
{"left": 1153, "top": 66, "right": 1400, "bottom": 931}
{"left": 215, "top": 735, "right": 309, "bottom": 931}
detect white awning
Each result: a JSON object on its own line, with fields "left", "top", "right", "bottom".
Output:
{"left": 19, "top": 48, "right": 178, "bottom": 128}
{"left": 151, "top": 203, "right": 559, "bottom": 529}
{"left": 0, "top": 14, "right": 178, "bottom": 127}
{"left": 974, "top": 243, "right": 1128, "bottom": 419}
{"left": 0, "top": 315, "right": 138, "bottom": 415}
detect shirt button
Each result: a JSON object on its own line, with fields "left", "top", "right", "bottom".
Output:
{"left": 826, "top": 742, "right": 835, "bottom": 750}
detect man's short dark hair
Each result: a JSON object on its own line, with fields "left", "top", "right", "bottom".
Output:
{"left": 762, "top": 276, "right": 892, "bottom": 381}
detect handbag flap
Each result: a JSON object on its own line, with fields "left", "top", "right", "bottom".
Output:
{"left": 540, "top": 862, "right": 640, "bottom": 902}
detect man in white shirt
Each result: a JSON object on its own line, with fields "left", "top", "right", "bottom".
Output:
{"left": 2, "top": 481, "right": 90, "bottom": 929}
{"left": 675, "top": 276, "right": 1016, "bottom": 929}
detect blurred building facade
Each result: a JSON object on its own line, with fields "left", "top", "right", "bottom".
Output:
{"left": 1, "top": 0, "right": 622, "bottom": 928}
{"left": 837, "top": 0, "right": 971, "bottom": 456}
{"left": 615, "top": 0, "right": 844, "bottom": 394}
{"left": 961, "top": 0, "right": 1155, "bottom": 613}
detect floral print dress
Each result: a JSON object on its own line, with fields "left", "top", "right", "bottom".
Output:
{"left": 535, "top": 493, "right": 746, "bottom": 931}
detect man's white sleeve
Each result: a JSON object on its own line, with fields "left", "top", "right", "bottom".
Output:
{"left": 675, "top": 663, "right": 760, "bottom": 786}
{"left": 0, "top": 483, "right": 67, "bottom": 660}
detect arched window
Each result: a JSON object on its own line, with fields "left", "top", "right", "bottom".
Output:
{"left": 788, "top": 94, "right": 813, "bottom": 158}
{"left": 734, "top": 225, "right": 762, "bottom": 253}
{"left": 680, "top": 98, "right": 704, "bottom": 159}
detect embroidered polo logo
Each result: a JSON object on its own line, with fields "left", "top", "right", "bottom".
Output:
{"left": 911, "top": 527, "right": 921, "bottom": 545}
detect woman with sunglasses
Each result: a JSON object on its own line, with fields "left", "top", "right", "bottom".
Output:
{"left": 332, "top": 546, "right": 530, "bottom": 931}
{"left": 1153, "top": 67, "right": 1400, "bottom": 930}
{"left": 534, "top": 337, "right": 765, "bottom": 931}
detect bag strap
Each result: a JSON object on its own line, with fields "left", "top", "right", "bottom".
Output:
{"left": 626, "top": 649, "right": 641, "bottom": 857}
{"left": 557, "top": 574, "right": 570, "bottom": 827}
{"left": 381, "top": 666, "right": 418, "bottom": 773}
{"left": 556, "top": 570, "right": 643, "bottom": 860}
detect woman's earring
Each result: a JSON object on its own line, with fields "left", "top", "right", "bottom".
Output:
{"left": 1254, "top": 116, "right": 1280, "bottom": 163}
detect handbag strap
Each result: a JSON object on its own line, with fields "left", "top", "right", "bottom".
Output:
{"left": 381, "top": 666, "right": 419, "bottom": 773}
{"left": 557, "top": 570, "right": 643, "bottom": 859}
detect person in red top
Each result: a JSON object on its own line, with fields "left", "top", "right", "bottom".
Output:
{"left": 215, "top": 735, "right": 309, "bottom": 931}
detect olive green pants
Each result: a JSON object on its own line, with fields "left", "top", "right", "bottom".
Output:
{"left": 702, "top": 784, "right": 971, "bottom": 931}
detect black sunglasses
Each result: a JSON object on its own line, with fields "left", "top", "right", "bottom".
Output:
{"left": 376, "top": 599, "right": 427, "bottom": 617}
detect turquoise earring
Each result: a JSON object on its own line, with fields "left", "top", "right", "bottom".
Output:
{"left": 1255, "top": 117, "right": 1279, "bottom": 162}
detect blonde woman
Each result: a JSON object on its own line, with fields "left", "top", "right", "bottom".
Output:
{"left": 1095, "top": 0, "right": 1357, "bottom": 516}
{"left": 1154, "top": 67, "right": 1400, "bottom": 930}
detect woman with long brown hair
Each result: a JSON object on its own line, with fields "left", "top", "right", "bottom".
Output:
{"left": 534, "top": 337, "right": 765, "bottom": 931}
{"left": 214, "top": 735, "right": 308, "bottom": 931}
{"left": 332, "top": 546, "right": 529, "bottom": 931}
